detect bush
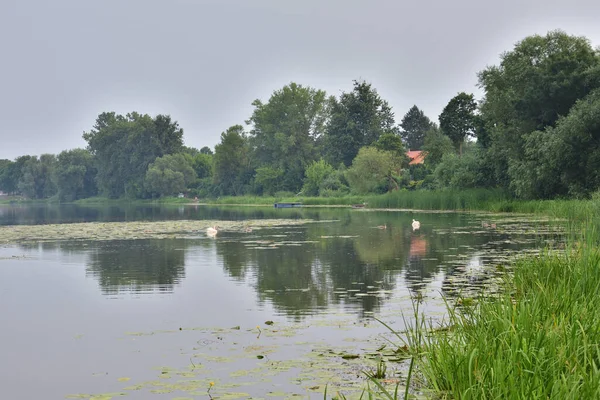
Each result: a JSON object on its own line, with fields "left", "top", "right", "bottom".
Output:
{"left": 302, "top": 160, "right": 334, "bottom": 196}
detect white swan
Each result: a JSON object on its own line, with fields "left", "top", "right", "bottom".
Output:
{"left": 412, "top": 219, "right": 420, "bottom": 231}
{"left": 206, "top": 226, "right": 218, "bottom": 237}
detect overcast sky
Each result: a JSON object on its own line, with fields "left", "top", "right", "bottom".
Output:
{"left": 1, "top": 0, "right": 599, "bottom": 160}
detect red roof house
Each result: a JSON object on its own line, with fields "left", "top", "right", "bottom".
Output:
{"left": 407, "top": 150, "right": 425, "bottom": 165}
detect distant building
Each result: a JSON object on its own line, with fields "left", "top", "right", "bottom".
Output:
{"left": 407, "top": 150, "right": 425, "bottom": 165}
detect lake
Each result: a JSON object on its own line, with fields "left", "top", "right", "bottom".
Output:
{"left": 0, "top": 204, "right": 563, "bottom": 399}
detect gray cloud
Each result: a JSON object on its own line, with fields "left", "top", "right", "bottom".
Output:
{"left": 1, "top": 0, "right": 599, "bottom": 159}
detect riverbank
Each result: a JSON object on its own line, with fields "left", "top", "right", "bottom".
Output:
{"left": 0, "top": 189, "right": 583, "bottom": 228}
{"left": 396, "top": 234, "right": 600, "bottom": 399}
{"left": 198, "top": 190, "right": 600, "bottom": 227}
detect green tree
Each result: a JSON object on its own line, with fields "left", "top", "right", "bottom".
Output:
{"left": 422, "top": 126, "right": 454, "bottom": 168}
{"left": 439, "top": 93, "right": 477, "bottom": 155}
{"left": 0, "top": 159, "right": 13, "bottom": 194}
{"left": 200, "top": 146, "right": 213, "bottom": 155}
{"left": 375, "top": 133, "right": 409, "bottom": 166}
{"left": 213, "top": 125, "right": 251, "bottom": 196}
{"left": 83, "top": 112, "right": 184, "bottom": 198}
{"left": 557, "top": 89, "right": 600, "bottom": 196}
{"left": 0, "top": 156, "right": 33, "bottom": 195}
{"left": 253, "top": 166, "right": 284, "bottom": 195}
{"left": 433, "top": 150, "right": 481, "bottom": 189}
{"left": 53, "top": 149, "right": 98, "bottom": 202}
{"left": 18, "top": 154, "right": 57, "bottom": 199}
{"left": 507, "top": 129, "right": 566, "bottom": 199}
{"left": 188, "top": 153, "right": 213, "bottom": 180}
{"left": 325, "top": 80, "right": 398, "bottom": 167}
{"left": 247, "top": 82, "right": 329, "bottom": 192}
{"left": 346, "top": 147, "right": 401, "bottom": 194}
{"left": 302, "top": 159, "right": 334, "bottom": 196}
{"left": 145, "top": 153, "right": 196, "bottom": 197}
{"left": 509, "top": 88, "right": 600, "bottom": 199}
{"left": 400, "top": 105, "right": 434, "bottom": 150}
{"left": 478, "top": 30, "right": 600, "bottom": 191}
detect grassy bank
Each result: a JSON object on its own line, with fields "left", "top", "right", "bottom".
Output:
{"left": 0, "top": 196, "right": 36, "bottom": 205}
{"left": 365, "top": 189, "right": 600, "bottom": 222}
{"left": 206, "top": 190, "right": 600, "bottom": 227}
{"left": 396, "top": 233, "right": 600, "bottom": 399}
{"left": 71, "top": 195, "right": 366, "bottom": 206}
{"left": 198, "top": 195, "right": 367, "bottom": 206}
{"left": 72, "top": 196, "right": 193, "bottom": 205}
{"left": 39, "top": 189, "right": 600, "bottom": 226}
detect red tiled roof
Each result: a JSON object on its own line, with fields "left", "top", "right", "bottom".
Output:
{"left": 407, "top": 150, "right": 425, "bottom": 165}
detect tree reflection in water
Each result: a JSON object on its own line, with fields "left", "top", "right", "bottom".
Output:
{"left": 9, "top": 206, "right": 563, "bottom": 318}
{"left": 85, "top": 239, "right": 190, "bottom": 295}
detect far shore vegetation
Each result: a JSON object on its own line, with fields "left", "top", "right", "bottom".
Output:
{"left": 1, "top": 30, "right": 600, "bottom": 211}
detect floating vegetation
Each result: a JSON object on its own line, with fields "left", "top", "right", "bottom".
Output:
{"left": 99, "top": 321, "right": 410, "bottom": 399}
{"left": 66, "top": 393, "right": 127, "bottom": 400}
{"left": 0, "top": 254, "right": 33, "bottom": 260}
{"left": 0, "top": 219, "right": 327, "bottom": 244}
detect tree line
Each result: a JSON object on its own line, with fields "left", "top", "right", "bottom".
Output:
{"left": 1, "top": 30, "right": 599, "bottom": 201}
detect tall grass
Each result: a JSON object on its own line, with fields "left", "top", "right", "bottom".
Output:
{"left": 203, "top": 195, "right": 367, "bottom": 206}
{"left": 365, "top": 189, "right": 509, "bottom": 211}
{"left": 405, "top": 228, "right": 600, "bottom": 399}
{"left": 367, "top": 189, "right": 600, "bottom": 225}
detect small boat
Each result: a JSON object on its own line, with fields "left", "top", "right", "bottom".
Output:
{"left": 352, "top": 203, "right": 367, "bottom": 209}
{"left": 377, "top": 224, "right": 387, "bottom": 229}
{"left": 274, "top": 202, "right": 303, "bottom": 208}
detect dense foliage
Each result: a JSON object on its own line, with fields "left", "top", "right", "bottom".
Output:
{"left": 1, "top": 30, "right": 599, "bottom": 202}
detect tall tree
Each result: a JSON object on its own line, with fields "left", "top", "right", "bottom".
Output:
{"left": 186, "top": 153, "right": 213, "bottom": 180}
{"left": 145, "top": 153, "right": 196, "bottom": 197}
{"left": 509, "top": 88, "right": 600, "bottom": 199}
{"left": 422, "top": 125, "right": 454, "bottom": 168}
{"left": 345, "top": 147, "right": 402, "bottom": 194}
{"left": 200, "top": 146, "right": 213, "bottom": 155}
{"left": 18, "top": 154, "right": 57, "bottom": 199}
{"left": 213, "top": 125, "right": 251, "bottom": 196}
{"left": 400, "top": 106, "right": 434, "bottom": 150}
{"left": 302, "top": 159, "right": 334, "bottom": 196}
{"left": 325, "top": 80, "right": 398, "bottom": 167}
{"left": 83, "top": 112, "right": 184, "bottom": 198}
{"left": 0, "top": 159, "right": 13, "bottom": 194}
{"left": 478, "top": 30, "right": 600, "bottom": 191}
{"left": 53, "top": 148, "right": 98, "bottom": 202}
{"left": 247, "top": 82, "right": 329, "bottom": 192}
{"left": 439, "top": 92, "right": 477, "bottom": 155}
{"left": 0, "top": 155, "right": 33, "bottom": 195}
{"left": 375, "top": 133, "right": 409, "bottom": 166}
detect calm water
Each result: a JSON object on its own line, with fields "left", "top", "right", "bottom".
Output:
{"left": 0, "top": 204, "right": 562, "bottom": 399}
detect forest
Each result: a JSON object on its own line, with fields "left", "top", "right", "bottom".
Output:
{"left": 1, "top": 30, "right": 599, "bottom": 202}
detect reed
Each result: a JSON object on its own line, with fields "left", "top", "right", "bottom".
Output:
{"left": 401, "top": 226, "right": 600, "bottom": 399}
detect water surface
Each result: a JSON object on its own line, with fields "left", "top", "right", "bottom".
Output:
{"left": 0, "top": 204, "right": 562, "bottom": 399}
